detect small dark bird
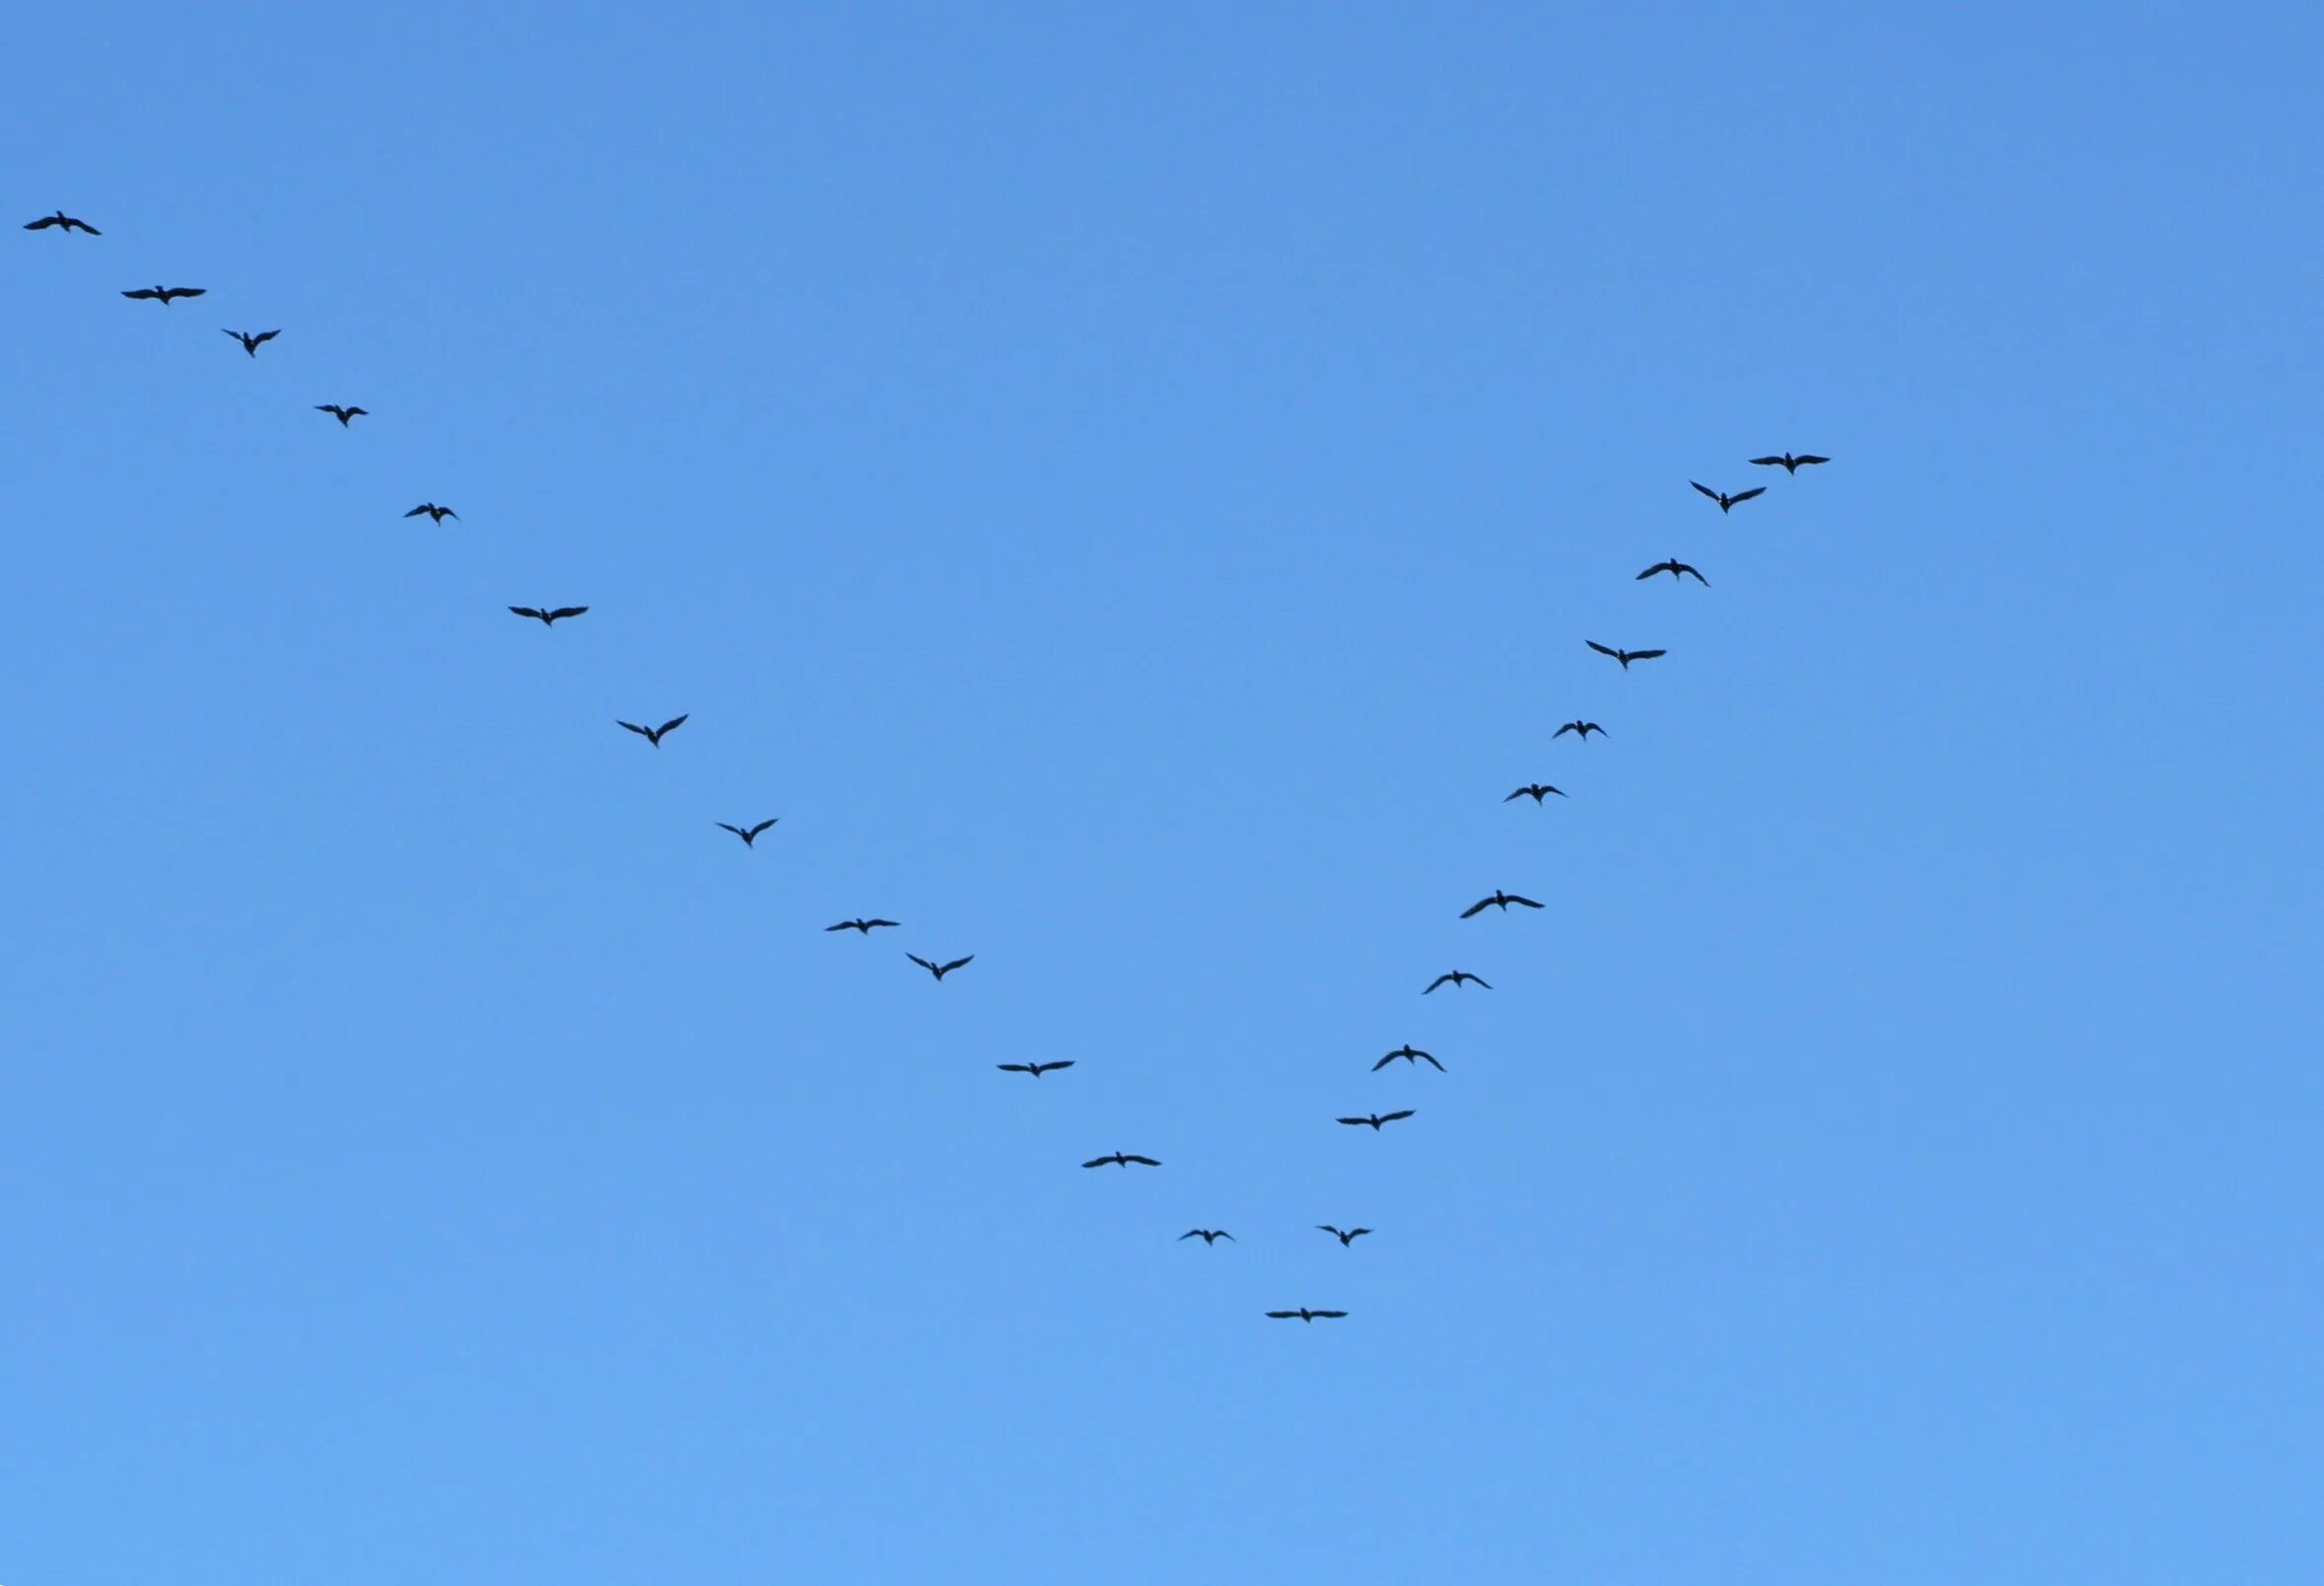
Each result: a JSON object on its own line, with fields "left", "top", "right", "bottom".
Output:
{"left": 1586, "top": 640, "right": 1666, "bottom": 671}
{"left": 908, "top": 953, "right": 974, "bottom": 980}
{"left": 1637, "top": 558, "right": 1708, "bottom": 585}
{"left": 1317, "top": 1225, "right": 1372, "bottom": 1246}
{"left": 509, "top": 605, "right": 587, "bottom": 626}
{"left": 825, "top": 918, "right": 900, "bottom": 934}
{"left": 121, "top": 285, "right": 204, "bottom": 304}
{"left": 1180, "top": 1229, "right": 1235, "bottom": 1245}
{"left": 1373, "top": 1045, "right": 1443, "bottom": 1072}
{"left": 1336, "top": 1111, "right": 1416, "bottom": 1131}
{"left": 716, "top": 819, "right": 778, "bottom": 846}
{"left": 316, "top": 403, "right": 367, "bottom": 427}
{"left": 1505, "top": 783, "right": 1567, "bottom": 804}
{"left": 1423, "top": 971, "right": 1491, "bottom": 993}
{"left": 1266, "top": 1308, "right": 1348, "bottom": 1323}
{"left": 26, "top": 211, "right": 100, "bottom": 235}
{"left": 997, "top": 1060, "right": 1075, "bottom": 1078}
{"left": 1462, "top": 889, "right": 1544, "bottom": 918}
{"left": 404, "top": 503, "right": 458, "bottom": 524}
{"left": 1554, "top": 721, "right": 1608, "bottom": 741}
{"left": 1082, "top": 1152, "right": 1161, "bottom": 1169}
{"left": 223, "top": 328, "right": 279, "bottom": 357}
{"left": 617, "top": 714, "right": 688, "bottom": 747}
{"left": 1691, "top": 481, "right": 1766, "bottom": 513}
{"left": 1749, "top": 452, "right": 1829, "bottom": 473}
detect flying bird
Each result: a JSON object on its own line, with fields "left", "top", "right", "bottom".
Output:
{"left": 1586, "top": 640, "right": 1666, "bottom": 671}
{"left": 908, "top": 953, "right": 974, "bottom": 980}
{"left": 825, "top": 918, "right": 900, "bottom": 934}
{"left": 316, "top": 403, "right": 367, "bottom": 427}
{"left": 404, "top": 503, "right": 458, "bottom": 523}
{"left": 222, "top": 328, "right": 279, "bottom": 357}
{"left": 1337, "top": 1111, "right": 1416, "bottom": 1131}
{"left": 1373, "top": 1045, "right": 1444, "bottom": 1072}
{"left": 1423, "top": 971, "right": 1490, "bottom": 993}
{"left": 26, "top": 210, "right": 99, "bottom": 235}
{"left": 1554, "top": 721, "right": 1607, "bottom": 741}
{"left": 617, "top": 714, "right": 688, "bottom": 747}
{"left": 121, "top": 285, "right": 204, "bottom": 304}
{"left": 1691, "top": 481, "right": 1766, "bottom": 513}
{"left": 1505, "top": 783, "right": 1566, "bottom": 803}
{"left": 1462, "top": 889, "right": 1544, "bottom": 918}
{"left": 716, "top": 819, "right": 778, "bottom": 846}
{"left": 997, "top": 1060, "right": 1075, "bottom": 1078}
{"left": 1180, "top": 1229, "right": 1235, "bottom": 1245}
{"left": 1317, "top": 1225, "right": 1372, "bottom": 1246}
{"left": 1266, "top": 1308, "right": 1348, "bottom": 1323}
{"left": 1637, "top": 558, "right": 1708, "bottom": 585}
{"left": 1082, "top": 1152, "right": 1161, "bottom": 1169}
{"left": 509, "top": 605, "right": 587, "bottom": 626}
{"left": 1749, "top": 452, "right": 1829, "bottom": 473}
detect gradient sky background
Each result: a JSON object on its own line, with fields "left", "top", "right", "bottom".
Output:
{"left": 8, "top": 4, "right": 2322, "bottom": 1581}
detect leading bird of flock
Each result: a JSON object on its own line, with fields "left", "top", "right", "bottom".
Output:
{"left": 1505, "top": 782, "right": 1566, "bottom": 803}
{"left": 316, "top": 403, "right": 367, "bottom": 427}
{"left": 122, "top": 284, "right": 204, "bottom": 305}
{"left": 1267, "top": 1308, "right": 1347, "bottom": 1323}
{"left": 1423, "top": 971, "right": 1491, "bottom": 993}
{"left": 826, "top": 917, "right": 900, "bottom": 934}
{"left": 715, "top": 819, "right": 778, "bottom": 846}
{"left": 26, "top": 210, "right": 99, "bottom": 235}
{"left": 1691, "top": 481, "right": 1765, "bottom": 513}
{"left": 1554, "top": 720, "right": 1607, "bottom": 741}
{"left": 1374, "top": 1045, "right": 1444, "bottom": 1072}
{"left": 1750, "top": 452, "right": 1829, "bottom": 473}
{"left": 617, "top": 714, "right": 688, "bottom": 747}
{"left": 1082, "top": 1151, "right": 1161, "bottom": 1169}
{"left": 1317, "top": 1225, "right": 1372, "bottom": 1247}
{"left": 223, "top": 328, "right": 279, "bottom": 357}
{"left": 510, "top": 605, "right": 587, "bottom": 627}
{"left": 405, "top": 502, "right": 458, "bottom": 523}
{"left": 1637, "top": 558, "right": 1707, "bottom": 585}
{"left": 1180, "top": 1229, "right": 1234, "bottom": 1245}
{"left": 1337, "top": 1110, "right": 1416, "bottom": 1131}
{"left": 1461, "top": 890, "right": 1543, "bottom": 917}
{"left": 1587, "top": 640, "right": 1666, "bottom": 672}
{"left": 908, "top": 953, "right": 974, "bottom": 980}
{"left": 997, "top": 1060, "right": 1074, "bottom": 1078}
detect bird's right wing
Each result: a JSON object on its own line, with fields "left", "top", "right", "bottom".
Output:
{"left": 1335, "top": 1117, "right": 1366, "bottom": 1125}
{"left": 997, "top": 1064, "right": 1032, "bottom": 1073}
{"left": 1795, "top": 455, "right": 1829, "bottom": 466}
{"left": 122, "top": 289, "right": 158, "bottom": 299}
{"left": 1423, "top": 975, "right": 1450, "bottom": 992}
{"left": 1126, "top": 1155, "right": 1160, "bottom": 1166}
{"left": 1459, "top": 899, "right": 1490, "bottom": 918}
{"left": 1748, "top": 456, "right": 1784, "bottom": 467}
{"left": 1266, "top": 1311, "right": 1297, "bottom": 1318}
{"left": 1080, "top": 1157, "right": 1110, "bottom": 1169}
{"left": 1371, "top": 1054, "right": 1395, "bottom": 1070}
{"left": 509, "top": 607, "right": 543, "bottom": 619}
{"left": 1382, "top": 1110, "right": 1416, "bottom": 1122}
{"left": 1314, "top": 1311, "right": 1347, "bottom": 1318}
{"left": 1635, "top": 566, "right": 1659, "bottom": 579}
{"left": 908, "top": 954, "right": 936, "bottom": 973}
{"left": 551, "top": 608, "right": 589, "bottom": 620}
{"left": 657, "top": 714, "right": 688, "bottom": 734}
{"left": 1422, "top": 1053, "right": 1445, "bottom": 1070}
{"left": 1585, "top": 640, "right": 1618, "bottom": 658}
{"left": 617, "top": 720, "right": 649, "bottom": 736}
{"left": 1732, "top": 487, "right": 1765, "bottom": 503}
{"left": 1553, "top": 723, "right": 1576, "bottom": 737}
{"left": 941, "top": 957, "right": 975, "bottom": 973}
{"left": 1045, "top": 1060, "right": 1075, "bottom": 1071}
{"left": 1691, "top": 481, "right": 1718, "bottom": 499}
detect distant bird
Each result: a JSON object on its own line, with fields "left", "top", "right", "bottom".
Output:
{"left": 26, "top": 210, "right": 100, "bottom": 235}
{"left": 997, "top": 1060, "right": 1075, "bottom": 1078}
{"left": 1180, "top": 1229, "right": 1235, "bottom": 1245}
{"left": 1374, "top": 1045, "right": 1443, "bottom": 1072}
{"left": 617, "top": 714, "right": 688, "bottom": 747}
{"left": 1317, "top": 1225, "right": 1372, "bottom": 1247}
{"left": 404, "top": 503, "right": 458, "bottom": 524}
{"left": 1554, "top": 720, "right": 1607, "bottom": 741}
{"left": 1637, "top": 558, "right": 1708, "bottom": 585}
{"left": 121, "top": 285, "right": 204, "bottom": 304}
{"left": 715, "top": 819, "right": 778, "bottom": 846}
{"left": 1337, "top": 1111, "right": 1416, "bottom": 1131}
{"left": 222, "top": 328, "right": 279, "bottom": 357}
{"left": 908, "top": 953, "right": 974, "bottom": 980}
{"left": 1586, "top": 640, "right": 1666, "bottom": 671}
{"left": 1082, "top": 1151, "right": 1161, "bottom": 1169}
{"left": 316, "top": 403, "right": 367, "bottom": 427}
{"left": 825, "top": 917, "right": 900, "bottom": 934}
{"left": 1266, "top": 1308, "right": 1347, "bottom": 1323}
{"left": 509, "top": 605, "right": 587, "bottom": 626}
{"left": 1505, "top": 783, "right": 1566, "bottom": 804}
{"left": 1749, "top": 452, "right": 1829, "bottom": 474}
{"left": 1691, "top": 481, "right": 1765, "bottom": 513}
{"left": 1462, "top": 889, "right": 1544, "bottom": 918}
{"left": 1423, "top": 971, "right": 1490, "bottom": 993}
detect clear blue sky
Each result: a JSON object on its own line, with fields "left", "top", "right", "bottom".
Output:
{"left": 8, "top": 4, "right": 2321, "bottom": 1581}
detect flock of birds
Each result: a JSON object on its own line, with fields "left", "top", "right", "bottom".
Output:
{"left": 30, "top": 204, "right": 1830, "bottom": 1325}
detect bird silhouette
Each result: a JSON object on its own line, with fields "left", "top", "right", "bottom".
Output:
{"left": 1637, "top": 558, "right": 1708, "bottom": 585}
{"left": 1423, "top": 971, "right": 1490, "bottom": 993}
{"left": 1337, "top": 1111, "right": 1416, "bottom": 1131}
{"left": 1586, "top": 640, "right": 1666, "bottom": 671}
{"left": 1373, "top": 1045, "right": 1444, "bottom": 1072}
{"left": 1317, "top": 1225, "right": 1372, "bottom": 1247}
{"left": 404, "top": 503, "right": 458, "bottom": 524}
{"left": 716, "top": 819, "right": 778, "bottom": 846}
{"left": 825, "top": 918, "right": 900, "bottom": 934}
{"left": 121, "top": 285, "right": 204, "bottom": 304}
{"left": 1266, "top": 1308, "right": 1347, "bottom": 1322}
{"left": 1554, "top": 720, "right": 1607, "bottom": 741}
{"left": 1691, "top": 481, "right": 1765, "bottom": 513}
{"left": 1749, "top": 452, "right": 1829, "bottom": 473}
{"left": 1180, "top": 1229, "right": 1235, "bottom": 1245}
{"left": 26, "top": 211, "right": 99, "bottom": 235}
{"left": 316, "top": 403, "right": 368, "bottom": 427}
{"left": 1505, "top": 783, "right": 1566, "bottom": 804}
{"left": 1082, "top": 1151, "right": 1161, "bottom": 1169}
{"left": 222, "top": 328, "right": 279, "bottom": 357}
{"left": 1462, "top": 889, "right": 1544, "bottom": 918}
{"left": 908, "top": 953, "right": 974, "bottom": 980}
{"left": 509, "top": 605, "right": 587, "bottom": 627}
{"left": 998, "top": 1059, "right": 1075, "bottom": 1078}
{"left": 617, "top": 715, "right": 688, "bottom": 747}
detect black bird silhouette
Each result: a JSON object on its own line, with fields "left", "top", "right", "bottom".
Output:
{"left": 908, "top": 953, "right": 974, "bottom": 980}
{"left": 1505, "top": 783, "right": 1566, "bottom": 804}
{"left": 26, "top": 211, "right": 99, "bottom": 235}
{"left": 1082, "top": 1151, "right": 1161, "bottom": 1169}
{"left": 1691, "top": 481, "right": 1766, "bottom": 513}
{"left": 121, "top": 285, "right": 204, "bottom": 304}
{"left": 1637, "top": 558, "right": 1708, "bottom": 585}
{"left": 1423, "top": 971, "right": 1490, "bottom": 993}
{"left": 1180, "top": 1228, "right": 1234, "bottom": 1245}
{"left": 1317, "top": 1225, "right": 1372, "bottom": 1246}
{"left": 1266, "top": 1308, "right": 1348, "bottom": 1322}
{"left": 1337, "top": 1110, "right": 1416, "bottom": 1131}
{"left": 825, "top": 917, "right": 900, "bottom": 934}
{"left": 1373, "top": 1045, "right": 1444, "bottom": 1072}
{"left": 997, "top": 1059, "right": 1074, "bottom": 1077}
{"left": 316, "top": 403, "right": 367, "bottom": 427}
{"left": 1749, "top": 452, "right": 1829, "bottom": 473}
{"left": 617, "top": 714, "right": 688, "bottom": 747}
{"left": 716, "top": 819, "right": 778, "bottom": 846}
{"left": 223, "top": 328, "right": 279, "bottom": 357}
{"left": 509, "top": 605, "right": 587, "bottom": 626}
{"left": 1462, "top": 889, "right": 1544, "bottom": 918}
{"left": 1554, "top": 720, "right": 1608, "bottom": 741}
{"left": 1586, "top": 640, "right": 1666, "bottom": 671}
{"left": 404, "top": 503, "right": 458, "bottom": 524}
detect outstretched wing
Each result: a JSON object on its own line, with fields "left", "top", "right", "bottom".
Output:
{"left": 122, "top": 288, "right": 161, "bottom": 300}
{"left": 825, "top": 921, "right": 858, "bottom": 932}
{"left": 510, "top": 607, "right": 545, "bottom": 620}
{"left": 253, "top": 328, "right": 278, "bottom": 344}
{"left": 1421, "top": 1051, "right": 1445, "bottom": 1071}
{"left": 997, "top": 1064, "right": 1034, "bottom": 1073}
{"left": 1179, "top": 1230, "right": 1205, "bottom": 1240}
{"left": 1266, "top": 1311, "right": 1298, "bottom": 1319}
{"left": 940, "top": 956, "right": 974, "bottom": 974}
{"left": 863, "top": 919, "right": 900, "bottom": 929}
{"left": 1336, "top": 1117, "right": 1368, "bottom": 1126}
{"left": 1423, "top": 974, "right": 1453, "bottom": 993}
{"left": 1730, "top": 486, "right": 1765, "bottom": 504}
{"left": 716, "top": 823, "right": 746, "bottom": 838}
{"left": 549, "top": 608, "right": 588, "bottom": 620}
{"left": 1691, "top": 480, "right": 1718, "bottom": 499}
{"left": 1686, "top": 567, "right": 1708, "bottom": 585}
{"left": 1124, "top": 1154, "right": 1160, "bottom": 1166}
{"left": 747, "top": 820, "right": 777, "bottom": 839}
{"left": 908, "top": 954, "right": 937, "bottom": 973}
{"left": 1504, "top": 787, "right": 1529, "bottom": 801}
{"left": 1081, "top": 1156, "right": 1114, "bottom": 1169}
{"left": 1469, "top": 975, "right": 1492, "bottom": 988}
{"left": 1553, "top": 722, "right": 1577, "bottom": 738}
{"left": 1748, "top": 456, "right": 1784, "bottom": 467}
{"left": 1313, "top": 1310, "right": 1348, "bottom": 1318}
{"left": 656, "top": 714, "right": 688, "bottom": 735}
{"left": 26, "top": 215, "right": 60, "bottom": 230}
{"left": 1371, "top": 1053, "right": 1397, "bottom": 1070}
{"left": 617, "top": 720, "right": 651, "bottom": 737}
{"left": 1794, "top": 455, "right": 1829, "bottom": 466}
{"left": 162, "top": 287, "right": 205, "bottom": 300}
{"left": 1586, "top": 640, "right": 1619, "bottom": 658}
{"left": 1636, "top": 564, "right": 1663, "bottom": 580}
{"left": 405, "top": 504, "right": 431, "bottom": 517}
{"left": 1038, "top": 1060, "right": 1075, "bottom": 1073}
{"left": 1628, "top": 649, "right": 1666, "bottom": 662}
{"left": 1347, "top": 1228, "right": 1371, "bottom": 1239}
{"left": 1380, "top": 1110, "right": 1416, "bottom": 1123}
{"left": 1507, "top": 894, "right": 1544, "bottom": 908}
{"left": 1459, "top": 898, "right": 1491, "bottom": 918}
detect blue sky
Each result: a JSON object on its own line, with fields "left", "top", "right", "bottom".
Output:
{"left": 7, "top": 3, "right": 2321, "bottom": 1580}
